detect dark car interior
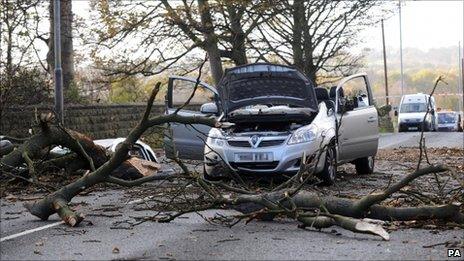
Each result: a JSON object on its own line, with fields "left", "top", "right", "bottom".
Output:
{"left": 315, "top": 87, "right": 335, "bottom": 112}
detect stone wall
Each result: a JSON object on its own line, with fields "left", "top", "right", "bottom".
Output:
{"left": 1, "top": 103, "right": 176, "bottom": 144}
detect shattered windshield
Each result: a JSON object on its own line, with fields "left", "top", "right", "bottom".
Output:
{"left": 400, "top": 103, "right": 427, "bottom": 113}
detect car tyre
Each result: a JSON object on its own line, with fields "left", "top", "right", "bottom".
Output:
{"left": 398, "top": 125, "right": 405, "bottom": 132}
{"left": 355, "top": 156, "right": 375, "bottom": 175}
{"left": 317, "top": 145, "right": 337, "bottom": 185}
{"left": 202, "top": 165, "right": 222, "bottom": 181}
{"left": 422, "top": 122, "right": 430, "bottom": 132}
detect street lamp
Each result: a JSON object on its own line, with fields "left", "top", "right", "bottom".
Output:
{"left": 54, "top": 0, "right": 63, "bottom": 124}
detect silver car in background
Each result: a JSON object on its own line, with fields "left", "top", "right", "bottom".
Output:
{"left": 437, "top": 111, "right": 463, "bottom": 132}
{"left": 51, "top": 138, "right": 158, "bottom": 162}
{"left": 164, "top": 63, "right": 379, "bottom": 185}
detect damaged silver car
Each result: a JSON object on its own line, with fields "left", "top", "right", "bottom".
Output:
{"left": 164, "top": 63, "right": 379, "bottom": 184}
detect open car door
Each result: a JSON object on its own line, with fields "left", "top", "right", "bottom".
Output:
{"left": 335, "top": 74, "right": 379, "bottom": 162}
{"left": 164, "top": 76, "right": 219, "bottom": 160}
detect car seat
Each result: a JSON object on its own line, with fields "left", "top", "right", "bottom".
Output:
{"left": 315, "top": 87, "right": 335, "bottom": 112}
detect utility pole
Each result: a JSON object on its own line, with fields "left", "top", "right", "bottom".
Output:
{"left": 461, "top": 1, "right": 464, "bottom": 116}
{"left": 459, "top": 42, "right": 463, "bottom": 112}
{"left": 54, "top": 0, "right": 64, "bottom": 124}
{"left": 381, "top": 19, "right": 389, "bottom": 106}
{"left": 399, "top": 0, "right": 404, "bottom": 96}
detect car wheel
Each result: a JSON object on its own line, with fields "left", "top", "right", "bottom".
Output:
{"left": 421, "top": 123, "right": 429, "bottom": 132}
{"left": 202, "top": 165, "right": 222, "bottom": 181}
{"left": 355, "top": 156, "right": 375, "bottom": 175}
{"left": 317, "top": 145, "right": 337, "bottom": 185}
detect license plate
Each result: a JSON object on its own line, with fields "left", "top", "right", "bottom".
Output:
{"left": 234, "top": 152, "right": 273, "bottom": 162}
{"left": 408, "top": 127, "right": 418, "bottom": 130}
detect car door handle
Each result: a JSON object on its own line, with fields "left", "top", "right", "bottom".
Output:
{"left": 367, "top": 116, "right": 377, "bottom": 123}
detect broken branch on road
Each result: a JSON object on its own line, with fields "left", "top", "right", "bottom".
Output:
{"left": 1, "top": 78, "right": 462, "bottom": 241}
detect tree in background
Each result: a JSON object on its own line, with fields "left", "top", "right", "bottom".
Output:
{"left": 87, "top": 0, "right": 276, "bottom": 84}
{"left": 0, "top": 0, "right": 45, "bottom": 83}
{"left": 0, "top": 0, "right": 51, "bottom": 125}
{"left": 46, "top": 0, "right": 75, "bottom": 95}
{"left": 109, "top": 76, "right": 149, "bottom": 103}
{"left": 1, "top": 0, "right": 80, "bottom": 106}
{"left": 252, "top": 0, "right": 391, "bottom": 84}
{"left": 2, "top": 1, "right": 395, "bottom": 106}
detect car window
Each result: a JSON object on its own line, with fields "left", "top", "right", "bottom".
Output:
{"left": 341, "top": 77, "right": 370, "bottom": 109}
{"left": 172, "top": 79, "right": 215, "bottom": 109}
{"left": 146, "top": 150, "right": 156, "bottom": 162}
{"left": 129, "top": 145, "right": 146, "bottom": 160}
{"left": 438, "top": 113, "right": 456, "bottom": 123}
{"left": 400, "top": 103, "right": 427, "bottom": 113}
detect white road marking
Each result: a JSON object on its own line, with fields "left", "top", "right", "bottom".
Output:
{"left": 0, "top": 221, "right": 64, "bottom": 242}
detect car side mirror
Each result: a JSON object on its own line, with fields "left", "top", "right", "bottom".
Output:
{"left": 200, "top": 102, "right": 218, "bottom": 114}
{"left": 327, "top": 106, "right": 334, "bottom": 116}
{"left": 394, "top": 110, "right": 398, "bottom": 117}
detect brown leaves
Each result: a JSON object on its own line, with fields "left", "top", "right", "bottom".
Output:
{"left": 377, "top": 148, "right": 463, "bottom": 164}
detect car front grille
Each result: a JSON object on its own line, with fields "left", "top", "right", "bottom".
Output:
{"left": 400, "top": 122, "right": 422, "bottom": 127}
{"left": 230, "top": 161, "right": 279, "bottom": 170}
{"left": 227, "top": 139, "right": 286, "bottom": 148}
{"left": 227, "top": 140, "right": 252, "bottom": 147}
{"left": 258, "top": 139, "right": 286, "bottom": 147}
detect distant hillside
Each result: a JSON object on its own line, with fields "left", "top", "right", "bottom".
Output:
{"left": 362, "top": 46, "right": 461, "bottom": 70}
{"left": 360, "top": 47, "right": 462, "bottom": 111}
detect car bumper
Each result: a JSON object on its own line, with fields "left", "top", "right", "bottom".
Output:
{"left": 437, "top": 125, "right": 457, "bottom": 131}
{"left": 399, "top": 122, "right": 426, "bottom": 131}
{"left": 204, "top": 139, "right": 325, "bottom": 177}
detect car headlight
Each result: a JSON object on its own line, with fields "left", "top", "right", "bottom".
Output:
{"left": 288, "top": 125, "right": 318, "bottom": 145}
{"left": 207, "top": 128, "right": 225, "bottom": 146}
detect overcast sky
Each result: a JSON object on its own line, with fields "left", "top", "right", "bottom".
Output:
{"left": 360, "top": 0, "right": 464, "bottom": 51}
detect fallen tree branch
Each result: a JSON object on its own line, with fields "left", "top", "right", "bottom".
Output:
{"left": 105, "top": 172, "right": 183, "bottom": 187}
{"left": 19, "top": 83, "right": 220, "bottom": 226}
{"left": 352, "top": 165, "right": 448, "bottom": 214}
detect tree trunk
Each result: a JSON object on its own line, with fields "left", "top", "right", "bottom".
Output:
{"left": 226, "top": 4, "right": 248, "bottom": 65}
{"left": 2, "top": 0, "right": 13, "bottom": 79}
{"left": 197, "top": 0, "right": 223, "bottom": 84}
{"left": 47, "top": 0, "right": 75, "bottom": 93}
{"left": 302, "top": 15, "right": 316, "bottom": 83}
{"left": 291, "top": 1, "right": 304, "bottom": 71}
{"left": 292, "top": 1, "right": 317, "bottom": 84}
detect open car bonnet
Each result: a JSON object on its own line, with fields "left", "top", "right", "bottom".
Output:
{"left": 217, "top": 63, "right": 318, "bottom": 115}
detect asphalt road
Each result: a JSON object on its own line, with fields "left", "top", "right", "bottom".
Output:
{"left": 1, "top": 132, "right": 463, "bottom": 260}
{"left": 379, "top": 132, "right": 463, "bottom": 149}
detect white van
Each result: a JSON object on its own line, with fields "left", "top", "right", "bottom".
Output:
{"left": 396, "top": 93, "right": 437, "bottom": 132}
